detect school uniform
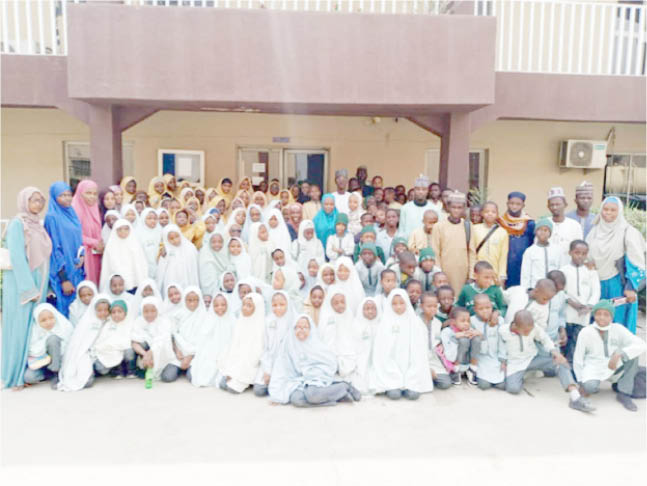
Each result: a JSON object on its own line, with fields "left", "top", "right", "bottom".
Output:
{"left": 92, "top": 316, "right": 136, "bottom": 377}
{"left": 325, "top": 232, "right": 355, "bottom": 263}
{"left": 422, "top": 315, "right": 452, "bottom": 389}
{"left": 413, "top": 266, "right": 442, "bottom": 292}
{"left": 408, "top": 227, "right": 434, "bottom": 256}
{"left": 468, "top": 223, "right": 509, "bottom": 281}
{"left": 456, "top": 282, "right": 507, "bottom": 316}
{"left": 519, "top": 243, "right": 564, "bottom": 290}
{"left": 355, "top": 259, "right": 385, "bottom": 297}
{"left": 470, "top": 314, "right": 506, "bottom": 389}
{"left": 549, "top": 217, "right": 583, "bottom": 259}
{"left": 499, "top": 324, "right": 575, "bottom": 394}
{"left": 439, "top": 324, "right": 482, "bottom": 373}
{"left": 504, "top": 286, "right": 550, "bottom": 331}
{"left": 574, "top": 323, "right": 646, "bottom": 396}
{"left": 560, "top": 263, "right": 601, "bottom": 362}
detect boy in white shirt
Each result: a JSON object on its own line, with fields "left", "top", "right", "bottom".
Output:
{"left": 420, "top": 292, "right": 452, "bottom": 390}
{"left": 574, "top": 300, "right": 646, "bottom": 411}
{"left": 520, "top": 218, "right": 564, "bottom": 290}
{"left": 500, "top": 310, "right": 594, "bottom": 413}
{"left": 547, "top": 186, "right": 584, "bottom": 260}
{"left": 559, "top": 240, "right": 601, "bottom": 363}
{"left": 471, "top": 294, "right": 506, "bottom": 390}
{"left": 325, "top": 213, "right": 354, "bottom": 263}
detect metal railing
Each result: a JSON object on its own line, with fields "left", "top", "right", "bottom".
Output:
{"left": 1, "top": 0, "right": 645, "bottom": 76}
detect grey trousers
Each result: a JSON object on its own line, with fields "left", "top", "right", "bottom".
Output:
{"left": 433, "top": 374, "right": 452, "bottom": 390}
{"left": 160, "top": 364, "right": 186, "bottom": 383}
{"left": 581, "top": 357, "right": 639, "bottom": 396}
{"left": 23, "top": 336, "right": 62, "bottom": 384}
{"left": 94, "top": 349, "right": 137, "bottom": 376}
{"left": 289, "top": 383, "right": 349, "bottom": 407}
{"left": 386, "top": 389, "right": 421, "bottom": 400}
{"left": 457, "top": 336, "right": 482, "bottom": 365}
{"left": 505, "top": 355, "right": 575, "bottom": 394}
{"left": 477, "top": 378, "right": 505, "bottom": 390}
{"left": 253, "top": 384, "right": 269, "bottom": 397}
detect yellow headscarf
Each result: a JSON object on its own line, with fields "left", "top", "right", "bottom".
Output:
{"left": 267, "top": 180, "right": 281, "bottom": 201}
{"left": 147, "top": 176, "right": 167, "bottom": 208}
{"left": 279, "top": 189, "right": 296, "bottom": 205}
{"left": 184, "top": 196, "right": 203, "bottom": 218}
{"left": 215, "top": 178, "right": 234, "bottom": 205}
{"left": 251, "top": 191, "right": 268, "bottom": 210}
{"left": 237, "top": 177, "right": 253, "bottom": 193}
{"left": 173, "top": 208, "right": 204, "bottom": 249}
{"left": 235, "top": 189, "right": 252, "bottom": 208}
{"left": 120, "top": 176, "right": 137, "bottom": 203}
{"left": 162, "top": 173, "right": 181, "bottom": 197}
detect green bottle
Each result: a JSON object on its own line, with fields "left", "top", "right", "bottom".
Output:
{"left": 145, "top": 368, "right": 153, "bottom": 389}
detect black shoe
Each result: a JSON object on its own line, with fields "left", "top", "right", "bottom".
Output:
{"left": 617, "top": 392, "right": 638, "bottom": 412}
{"left": 611, "top": 383, "right": 619, "bottom": 393}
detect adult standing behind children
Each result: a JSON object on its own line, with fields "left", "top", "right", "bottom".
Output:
{"left": 2, "top": 187, "right": 52, "bottom": 389}
{"left": 399, "top": 175, "right": 436, "bottom": 238}
{"left": 44, "top": 182, "right": 85, "bottom": 318}
{"left": 72, "top": 180, "right": 104, "bottom": 285}
{"left": 332, "top": 169, "right": 351, "bottom": 215}
{"left": 497, "top": 191, "right": 535, "bottom": 288}
{"left": 431, "top": 191, "right": 470, "bottom": 295}
{"left": 547, "top": 187, "right": 583, "bottom": 259}
{"left": 586, "top": 197, "right": 646, "bottom": 334}
{"left": 566, "top": 181, "right": 596, "bottom": 238}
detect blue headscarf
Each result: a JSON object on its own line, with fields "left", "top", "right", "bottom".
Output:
{"left": 44, "top": 181, "right": 85, "bottom": 316}
{"left": 268, "top": 314, "right": 337, "bottom": 404}
{"left": 312, "top": 193, "right": 338, "bottom": 249}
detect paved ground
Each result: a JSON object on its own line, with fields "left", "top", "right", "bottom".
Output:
{"left": 2, "top": 314, "right": 646, "bottom": 484}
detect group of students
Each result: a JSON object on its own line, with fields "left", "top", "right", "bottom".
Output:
{"left": 2, "top": 168, "right": 645, "bottom": 412}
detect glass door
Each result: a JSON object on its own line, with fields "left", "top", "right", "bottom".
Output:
{"left": 283, "top": 149, "right": 328, "bottom": 192}
{"left": 238, "top": 148, "right": 282, "bottom": 191}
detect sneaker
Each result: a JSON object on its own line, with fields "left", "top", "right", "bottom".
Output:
{"left": 569, "top": 397, "right": 596, "bottom": 413}
{"left": 125, "top": 373, "right": 137, "bottom": 380}
{"left": 616, "top": 392, "right": 638, "bottom": 412}
{"left": 113, "top": 374, "right": 124, "bottom": 380}
{"left": 466, "top": 369, "right": 478, "bottom": 386}
{"left": 451, "top": 373, "right": 462, "bottom": 386}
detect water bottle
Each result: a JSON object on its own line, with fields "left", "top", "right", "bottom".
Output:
{"left": 145, "top": 368, "right": 153, "bottom": 389}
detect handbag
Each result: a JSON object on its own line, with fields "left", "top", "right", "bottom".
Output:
{"left": 615, "top": 226, "right": 646, "bottom": 293}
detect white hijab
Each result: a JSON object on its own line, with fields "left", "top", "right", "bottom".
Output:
{"left": 352, "top": 297, "right": 381, "bottom": 394}
{"left": 199, "top": 230, "right": 230, "bottom": 292}
{"left": 136, "top": 208, "right": 162, "bottom": 276}
{"left": 315, "top": 262, "right": 336, "bottom": 292}
{"left": 241, "top": 203, "right": 264, "bottom": 243}
{"left": 162, "top": 282, "right": 183, "bottom": 317}
{"left": 58, "top": 293, "right": 111, "bottom": 392}
{"left": 92, "top": 300, "right": 135, "bottom": 369}
{"left": 266, "top": 208, "right": 292, "bottom": 255}
{"left": 248, "top": 222, "right": 274, "bottom": 283}
{"left": 173, "top": 286, "right": 210, "bottom": 356}
{"left": 156, "top": 224, "right": 200, "bottom": 291}
{"left": 101, "top": 273, "right": 136, "bottom": 309}
{"left": 120, "top": 203, "right": 139, "bottom": 229}
{"left": 225, "top": 207, "right": 246, "bottom": 239}
{"left": 99, "top": 219, "right": 148, "bottom": 292}
{"left": 294, "top": 219, "right": 324, "bottom": 269}
{"left": 317, "top": 284, "right": 357, "bottom": 378}
{"left": 369, "top": 289, "right": 433, "bottom": 394}
{"left": 29, "top": 303, "right": 74, "bottom": 358}
{"left": 219, "top": 292, "right": 267, "bottom": 389}
{"left": 586, "top": 196, "right": 646, "bottom": 280}
{"left": 348, "top": 192, "right": 365, "bottom": 236}
{"left": 333, "top": 256, "right": 366, "bottom": 315}
{"left": 227, "top": 236, "right": 252, "bottom": 280}
{"left": 68, "top": 280, "right": 98, "bottom": 327}
{"left": 131, "top": 296, "right": 176, "bottom": 380}
{"left": 101, "top": 209, "right": 120, "bottom": 244}
{"left": 132, "top": 278, "right": 163, "bottom": 318}
{"left": 190, "top": 292, "right": 236, "bottom": 387}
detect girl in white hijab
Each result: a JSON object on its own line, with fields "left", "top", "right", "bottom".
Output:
{"left": 266, "top": 207, "right": 292, "bottom": 256}
{"left": 101, "top": 209, "right": 120, "bottom": 244}
{"left": 271, "top": 256, "right": 304, "bottom": 312}
{"left": 333, "top": 256, "right": 366, "bottom": 315}
{"left": 241, "top": 204, "right": 264, "bottom": 243}
{"left": 316, "top": 262, "right": 336, "bottom": 292}
{"left": 200, "top": 211, "right": 225, "bottom": 248}
{"left": 352, "top": 297, "right": 381, "bottom": 394}
{"left": 131, "top": 296, "right": 177, "bottom": 382}
{"left": 68, "top": 280, "right": 97, "bottom": 327}
{"left": 102, "top": 273, "right": 136, "bottom": 309}
{"left": 162, "top": 282, "right": 183, "bottom": 323}
{"left": 291, "top": 219, "right": 325, "bottom": 270}
{"left": 369, "top": 289, "right": 433, "bottom": 399}
{"left": 165, "top": 286, "right": 211, "bottom": 382}
{"left": 91, "top": 299, "right": 136, "bottom": 379}
{"left": 253, "top": 290, "right": 295, "bottom": 397}
{"left": 58, "top": 294, "right": 111, "bottom": 391}
{"left": 24, "top": 303, "right": 74, "bottom": 388}
{"left": 120, "top": 203, "right": 139, "bottom": 229}
{"left": 156, "top": 224, "right": 199, "bottom": 291}
{"left": 248, "top": 222, "right": 274, "bottom": 283}
{"left": 199, "top": 231, "right": 230, "bottom": 300}
{"left": 225, "top": 207, "right": 246, "bottom": 238}
{"left": 347, "top": 192, "right": 365, "bottom": 236}
{"left": 136, "top": 208, "right": 162, "bottom": 279}
{"left": 318, "top": 285, "right": 358, "bottom": 384}
{"left": 132, "top": 278, "right": 163, "bottom": 318}
{"left": 226, "top": 236, "right": 252, "bottom": 280}
{"left": 190, "top": 292, "right": 236, "bottom": 387}
{"left": 219, "top": 292, "right": 266, "bottom": 393}
{"left": 99, "top": 219, "right": 148, "bottom": 293}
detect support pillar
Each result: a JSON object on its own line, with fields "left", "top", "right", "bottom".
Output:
{"left": 89, "top": 104, "right": 123, "bottom": 188}
{"left": 439, "top": 112, "right": 470, "bottom": 193}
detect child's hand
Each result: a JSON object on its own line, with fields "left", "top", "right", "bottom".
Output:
{"left": 558, "top": 327, "right": 568, "bottom": 347}
{"left": 585, "top": 260, "right": 596, "bottom": 270}
{"left": 552, "top": 352, "right": 568, "bottom": 367}
{"left": 577, "top": 305, "right": 590, "bottom": 316}
{"left": 608, "top": 352, "right": 622, "bottom": 370}
{"left": 263, "top": 373, "right": 271, "bottom": 385}
{"left": 454, "top": 331, "right": 467, "bottom": 338}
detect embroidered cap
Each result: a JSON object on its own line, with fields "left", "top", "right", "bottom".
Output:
{"left": 447, "top": 191, "right": 467, "bottom": 204}
{"left": 419, "top": 247, "right": 436, "bottom": 262}
{"left": 575, "top": 181, "right": 594, "bottom": 195}
{"left": 334, "top": 169, "right": 348, "bottom": 179}
{"left": 534, "top": 217, "right": 553, "bottom": 233}
{"left": 547, "top": 186, "right": 566, "bottom": 201}
{"left": 414, "top": 174, "right": 431, "bottom": 188}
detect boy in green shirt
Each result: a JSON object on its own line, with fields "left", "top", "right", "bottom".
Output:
{"left": 456, "top": 261, "right": 507, "bottom": 318}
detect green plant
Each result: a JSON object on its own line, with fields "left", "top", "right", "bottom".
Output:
{"left": 468, "top": 186, "right": 489, "bottom": 207}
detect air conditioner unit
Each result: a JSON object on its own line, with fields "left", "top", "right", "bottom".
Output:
{"left": 559, "top": 140, "right": 608, "bottom": 169}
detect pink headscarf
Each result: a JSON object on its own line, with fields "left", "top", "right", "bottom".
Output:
{"left": 16, "top": 187, "right": 52, "bottom": 270}
{"left": 72, "top": 180, "right": 102, "bottom": 238}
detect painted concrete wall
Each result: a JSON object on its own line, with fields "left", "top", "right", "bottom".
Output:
{"left": 2, "top": 108, "right": 645, "bottom": 219}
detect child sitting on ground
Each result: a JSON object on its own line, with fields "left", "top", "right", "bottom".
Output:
{"left": 326, "top": 213, "right": 355, "bottom": 262}
{"left": 560, "top": 240, "right": 601, "bottom": 363}
{"left": 574, "top": 300, "right": 646, "bottom": 412}
{"left": 24, "top": 304, "right": 74, "bottom": 389}
{"left": 303, "top": 285, "right": 325, "bottom": 326}
{"left": 470, "top": 295, "right": 505, "bottom": 390}
{"left": 92, "top": 300, "right": 136, "bottom": 379}
{"left": 419, "top": 292, "right": 451, "bottom": 390}
{"left": 413, "top": 248, "right": 442, "bottom": 292}
{"left": 68, "top": 280, "right": 97, "bottom": 327}
{"left": 499, "top": 310, "right": 594, "bottom": 413}
{"left": 355, "top": 242, "right": 385, "bottom": 297}
{"left": 456, "top": 261, "right": 507, "bottom": 316}
{"left": 520, "top": 218, "right": 564, "bottom": 290}
{"left": 439, "top": 306, "right": 482, "bottom": 385}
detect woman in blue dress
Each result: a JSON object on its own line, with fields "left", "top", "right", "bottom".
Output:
{"left": 44, "top": 181, "right": 85, "bottom": 318}
{"left": 586, "top": 197, "right": 646, "bottom": 334}
{"left": 2, "top": 187, "right": 52, "bottom": 389}
{"left": 312, "top": 194, "right": 338, "bottom": 252}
